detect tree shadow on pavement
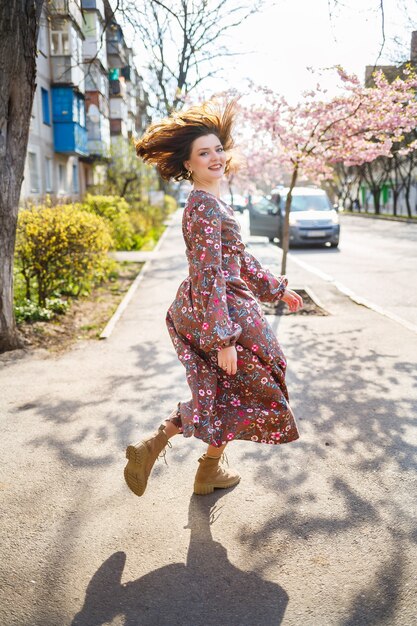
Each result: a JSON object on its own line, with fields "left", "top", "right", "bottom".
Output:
{"left": 237, "top": 321, "right": 417, "bottom": 623}
{"left": 71, "top": 493, "right": 289, "bottom": 626}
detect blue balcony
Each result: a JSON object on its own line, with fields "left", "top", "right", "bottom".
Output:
{"left": 52, "top": 86, "right": 88, "bottom": 156}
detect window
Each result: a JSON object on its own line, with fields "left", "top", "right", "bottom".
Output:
{"left": 58, "top": 163, "right": 66, "bottom": 192}
{"left": 37, "top": 16, "right": 49, "bottom": 56}
{"left": 41, "top": 88, "right": 50, "bottom": 125}
{"left": 72, "top": 162, "right": 79, "bottom": 193}
{"left": 28, "top": 152, "right": 40, "bottom": 193}
{"left": 45, "top": 157, "right": 53, "bottom": 192}
{"left": 281, "top": 194, "right": 333, "bottom": 212}
{"left": 50, "top": 19, "right": 70, "bottom": 55}
{"left": 251, "top": 197, "right": 277, "bottom": 214}
{"left": 83, "top": 13, "right": 96, "bottom": 37}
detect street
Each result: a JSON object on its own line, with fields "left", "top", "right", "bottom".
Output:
{"left": 0, "top": 209, "right": 416, "bottom": 625}
{"left": 237, "top": 211, "right": 417, "bottom": 329}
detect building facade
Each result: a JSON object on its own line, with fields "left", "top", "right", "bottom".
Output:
{"left": 20, "top": 0, "right": 147, "bottom": 204}
{"left": 360, "top": 31, "right": 417, "bottom": 216}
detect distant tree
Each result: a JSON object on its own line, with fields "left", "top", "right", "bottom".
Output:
{"left": 241, "top": 66, "right": 417, "bottom": 273}
{"left": 117, "top": 0, "right": 264, "bottom": 117}
{"left": 97, "top": 138, "right": 157, "bottom": 201}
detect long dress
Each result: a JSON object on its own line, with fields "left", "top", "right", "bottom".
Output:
{"left": 165, "top": 189, "right": 300, "bottom": 448}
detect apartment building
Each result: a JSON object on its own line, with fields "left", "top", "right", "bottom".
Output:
{"left": 21, "top": 0, "right": 147, "bottom": 204}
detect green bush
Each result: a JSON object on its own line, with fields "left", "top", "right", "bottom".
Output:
{"left": 80, "top": 194, "right": 135, "bottom": 250}
{"left": 164, "top": 194, "right": 177, "bottom": 214}
{"left": 15, "top": 297, "right": 69, "bottom": 323}
{"left": 15, "top": 204, "right": 114, "bottom": 306}
{"left": 126, "top": 202, "right": 161, "bottom": 250}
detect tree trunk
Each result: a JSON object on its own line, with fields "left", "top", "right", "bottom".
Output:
{"left": 0, "top": 0, "right": 43, "bottom": 352}
{"left": 371, "top": 187, "right": 381, "bottom": 215}
{"left": 281, "top": 165, "right": 298, "bottom": 275}
{"left": 404, "top": 187, "right": 412, "bottom": 217}
{"left": 392, "top": 189, "right": 398, "bottom": 216}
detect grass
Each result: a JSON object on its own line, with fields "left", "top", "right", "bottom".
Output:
{"left": 16, "top": 261, "right": 143, "bottom": 354}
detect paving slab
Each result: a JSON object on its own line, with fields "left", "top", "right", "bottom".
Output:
{"left": 0, "top": 209, "right": 416, "bottom": 626}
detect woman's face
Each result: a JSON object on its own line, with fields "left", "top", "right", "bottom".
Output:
{"left": 184, "top": 133, "right": 227, "bottom": 183}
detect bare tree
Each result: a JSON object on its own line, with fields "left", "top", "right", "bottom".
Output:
{"left": 115, "top": 0, "right": 264, "bottom": 117}
{"left": 0, "top": 0, "right": 44, "bottom": 352}
{"left": 328, "top": 0, "right": 386, "bottom": 69}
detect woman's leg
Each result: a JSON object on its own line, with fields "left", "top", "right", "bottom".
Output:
{"left": 124, "top": 404, "right": 181, "bottom": 497}
{"left": 206, "top": 443, "right": 227, "bottom": 458}
{"left": 163, "top": 420, "right": 181, "bottom": 439}
{"left": 194, "top": 443, "right": 239, "bottom": 495}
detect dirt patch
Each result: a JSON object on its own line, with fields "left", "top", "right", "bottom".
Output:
{"left": 262, "top": 288, "right": 329, "bottom": 316}
{"left": 17, "top": 262, "right": 143, "bottom": 355}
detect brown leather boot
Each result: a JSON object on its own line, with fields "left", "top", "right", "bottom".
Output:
{"left": 193, "top": 453, "right": 241, "bottom": 495}
{"left": 124, "top": 424, "right": 171, "bottom": 496}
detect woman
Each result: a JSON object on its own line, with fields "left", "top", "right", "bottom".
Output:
{"left": 124, "top": 100, "right": 303, "bottom": 497}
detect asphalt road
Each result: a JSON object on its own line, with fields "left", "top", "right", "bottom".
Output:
{"left": 238, "top": 212, "right": 417, "bottom": 328}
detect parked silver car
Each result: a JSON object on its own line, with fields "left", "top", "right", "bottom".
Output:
{"left": 249, "top": 186, "right": 340, "bottom": 248}
{"left": 223, "top": 193, "right": 247, "bottom": 213}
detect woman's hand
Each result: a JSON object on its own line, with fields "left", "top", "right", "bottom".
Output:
{"left": 218, "top": 345, "right": 238, "bottom": 375}
{"left": 281, "top": 288, "right": 304, "bottom": 313}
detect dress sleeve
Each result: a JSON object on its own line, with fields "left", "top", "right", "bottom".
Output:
{"left": 240, "top": 250, "right": 288, "bottom": 303}
{"left": 189, "top": 197, "right": 242, "bottom": 352}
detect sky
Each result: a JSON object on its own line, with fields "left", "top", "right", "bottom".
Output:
{"left": 119, "top": 0, "right": 417, "bottom": 104}
{"left": 198, "top": 0, "right": 417, "bottom": 102}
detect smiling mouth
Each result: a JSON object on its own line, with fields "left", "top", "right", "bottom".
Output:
{"left": 208, "top": 164, "right": 223, "bottom": 170}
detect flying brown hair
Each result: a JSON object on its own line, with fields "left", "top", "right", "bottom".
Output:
{"left": 135, "top": 99, "right": 238, "bottom": 181}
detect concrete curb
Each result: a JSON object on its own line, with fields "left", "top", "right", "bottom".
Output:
{"left": 341, "top": 211, "right": 417, "bottom": 224}
{"left": 288, "top": 252, "right": 417, "bottom": 335}
{"left": 99, "top": 213, "right": 177, "bottom": 339}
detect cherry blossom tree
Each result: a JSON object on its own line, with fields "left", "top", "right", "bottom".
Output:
{"left": 239, "top": 66, "right": 417, "bottom": 274}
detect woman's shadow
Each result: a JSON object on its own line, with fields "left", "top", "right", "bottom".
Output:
{"left": 72, "top": 493, "right": 289, "bottom": 626}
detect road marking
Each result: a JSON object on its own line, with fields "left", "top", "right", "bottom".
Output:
{"left": 288, "top": 253, "right": 417, "bottom": 335}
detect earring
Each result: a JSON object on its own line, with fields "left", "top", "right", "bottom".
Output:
{"left": 186, "top": 169, "right": 192, "bottom": 180}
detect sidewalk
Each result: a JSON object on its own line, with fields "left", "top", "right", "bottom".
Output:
{"left": 0, "top": 209, "right": 416, "bottom": 625}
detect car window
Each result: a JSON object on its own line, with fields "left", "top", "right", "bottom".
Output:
{"left": 251, "top": 197, "right": 277, "bottom": 214}
{"left": 280, "top": 194, "right": 332, "bottom": 211}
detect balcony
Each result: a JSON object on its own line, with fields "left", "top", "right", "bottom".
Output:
{"left": 106, "top": 24, "right": 128, "bottom": 68}
{"left": 51, "top": 56, "right": 85, "bottom": 92}
{"left": 120, "top": 65, "right": 131, "bottom": 81}
{"left": 47, "top": 0, "right": 83, "bottom": 31}
{"left": 81, "top": 0, "right": 104, "bottom": 17}
{"left": 85, "top": 63, "right": 108, "bottom": 96}
{"left": 110, "top": 97, "right": 127, "bottom": 120}
{"left": 52, "top": 86, "right": 88, "bottom": 156}
{"left": 54, "top": 122, "right": 88, "bottom": 155}
{"left": 86, "top": 115, "right": 111, "bottom": 157}
{"left": 109, "top": 78, "right": 127, "bottom": 98}
{"left": 86, "top": 91, "right": 109, "bottom": 118}
{"left": 82, "top": 9, "right": 107, "bottom": 69}
{"left": 110, "top": 118, "right": 128, "bottom": 138}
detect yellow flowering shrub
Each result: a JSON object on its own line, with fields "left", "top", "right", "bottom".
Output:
{"left": 80, "top": 194, "right": 135, "bottom": 250}
{"left": 15, "top": 204, "right": 114, "bottom": 305}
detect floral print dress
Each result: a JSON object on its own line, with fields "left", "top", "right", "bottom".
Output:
{"left": 166, "top": 189, "right": 300, "bottom": 448}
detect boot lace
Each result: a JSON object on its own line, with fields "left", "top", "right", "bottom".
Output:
{"left": 158, "top": 439, "right": 172, "bottom": 465}
{"left": 157, "top": 424, "right": 172, "bottom": 466}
